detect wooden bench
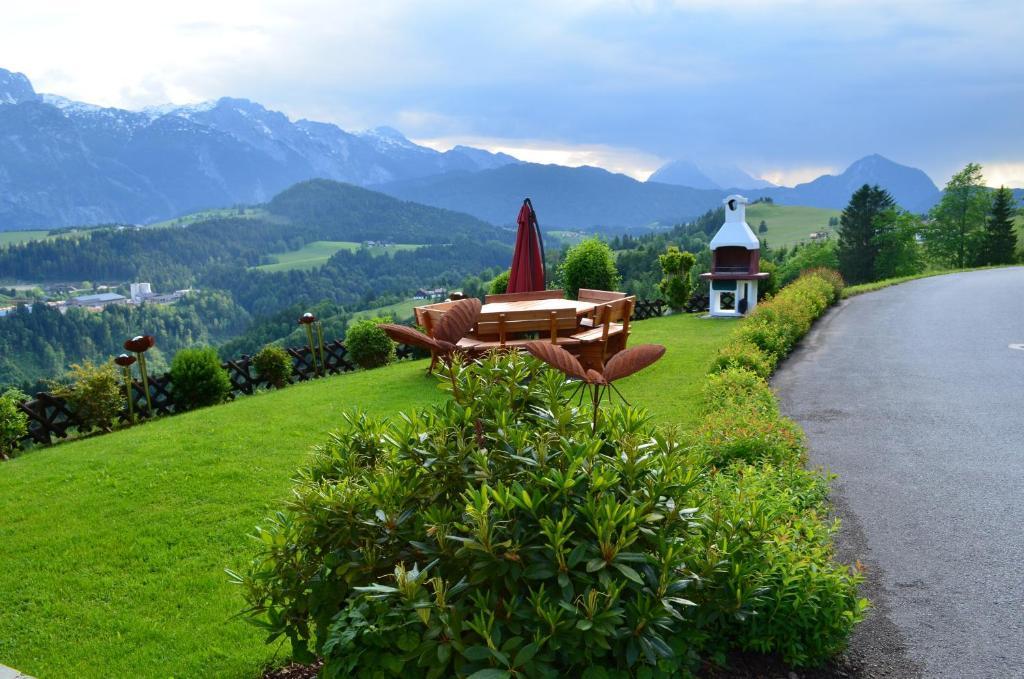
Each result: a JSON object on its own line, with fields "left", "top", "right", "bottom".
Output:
{"left": 484, "top": 289, "right": 565, "bottom": 304}
{"left": 577, "top": 289, "right": 627, "bottom": 327}
{"left": 471, "top": 306, "right": 581, "bottom": 348}
{"left": 571, "top": 296, "right": 635, "bottom": 370}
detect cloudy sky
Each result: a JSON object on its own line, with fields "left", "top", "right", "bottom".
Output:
{"left": 2, "top": 0, "right": 1022, "bottom": 186}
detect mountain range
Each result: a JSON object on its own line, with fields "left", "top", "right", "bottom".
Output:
{"left": 0, "top": 68, "right": 517, "bottom": 229}
{"left": 0, "top": 67, "right": 983, "bottom": 232}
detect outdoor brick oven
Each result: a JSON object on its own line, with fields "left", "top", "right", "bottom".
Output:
{"left": 700, "top": 194, "right": 769, "bottom": 317}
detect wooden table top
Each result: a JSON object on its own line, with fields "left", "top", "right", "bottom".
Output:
{"left": 480, "top": 298, "right": 598, "bottom": 314}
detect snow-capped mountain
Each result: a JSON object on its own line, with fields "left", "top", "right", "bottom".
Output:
{"left": 0, "top": 68, "right": 519, "bottom": 229}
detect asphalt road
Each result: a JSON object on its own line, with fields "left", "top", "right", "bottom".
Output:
{"left": 773, "top": 268, "right": 1024, "bottom": 679}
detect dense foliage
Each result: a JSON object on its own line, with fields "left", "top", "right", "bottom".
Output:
{"left": 0, "top": 387, "right": 28, "bottom": 459}
{"left": 922, "top": 163, "right": 992, "bottom": 268}
{"left": 344, "top": 318, "right": 397, "bottom": 370}
{"left": 558, "top": 238, "right": 621, "bottom": 298}
{"left": 836, "top": 184, "right": 896, "bottom": 284}
{"left": 979, "top": 187, "right": 1019, "bottom": 266}
{"left": 253, "top": 345, "right": 294, "bottom": 389}
{"left": 0, "top": 292, "right": 250, "bottom": 391}
{"left": 657, "top": 247, "right": 696, "bottom": 312}
{"left": 170, "top": 347, "right": 232, "bottom": 411}
{"left": 51, "top": 361, "right": 124, "bottom": 432}
{"left": 240, "top": 316, "right": 864, "bottom": 676}
{"left": 488, "top": 269, "right": 511, "bottom": 295}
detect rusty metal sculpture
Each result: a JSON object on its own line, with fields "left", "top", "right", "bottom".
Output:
{"left": 298, "top": 313, "right": 326, "bottom": 377}
{"left": 378, "top": 297, "right": 483, "bottom": 393}
{"left": 113, "top": 353, "right": 138, "bottom": 424}
{"left": 123, "top": 335, "right": 156, "bottom": 414}
{"left": 524, "top": 341, "right": 666, "bottom": 430}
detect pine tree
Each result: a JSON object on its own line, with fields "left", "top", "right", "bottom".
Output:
{"left": 758, "top": 220, "right": 768, "bottom": 234}
{"left": 979, "top": 186, "right": 1018, "bottom": 265}
{"left": 837, "top": 184, "right": 894, "bottom": 284}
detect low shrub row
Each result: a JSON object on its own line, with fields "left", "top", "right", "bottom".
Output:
{"left": 239, "top": 272, "right": 864, "bottom": 678}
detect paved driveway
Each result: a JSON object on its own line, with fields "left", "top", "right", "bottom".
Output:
{"left": 773, "top": 268, "right": 1024, "bottom": 679}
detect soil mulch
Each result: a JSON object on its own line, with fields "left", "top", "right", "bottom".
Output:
{"left": 263, "top": 660, "right": 322, "bottom": 679}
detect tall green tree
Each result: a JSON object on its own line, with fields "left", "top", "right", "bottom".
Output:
{"left": 872, "top": 208, "right": 924, "bottom": 280}
{"left": 837, "top": 184, "right": 895, "bottom": 284}
{"left": 978, "top": 186, "right": 1019, "bottom": 265}
{"left": 658, "top": 246, "right": 696, "bottom": 311}
{"left": 923, "top": 163, "right": 991, "bottom": 267}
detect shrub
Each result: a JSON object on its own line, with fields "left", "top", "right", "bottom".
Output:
{"left": 708, "top": 341, "right": 775, "bottom": 380}
{"left": 658, "top": 246, "right": 696, "bottom": 312}
{"left": 701, "top": 367, "right": 778, "bottom": 418}
{"left": 52, "top": 361, "right": 124, "bottom": 432}
{"left": 693, "top": 408, "right": 805, "bottom": 466}
{"left": 345, "top": 317, "right": 396, "bottom": 369}
{"left": 254, "top": 344, "right": 293, "bottom": 388}
{"left": 488, "top": 269, "right": 510, "bottom": 295}
{"left": 170, "top": 347, "right": 232, "bottom": 411}
{"left": 239, "top": 354, "right": 864, "bottom": 675}
{"left": 0, "top": 388, "right": 28, "bottom": 459}
{"left": 558, "top": 237, "right": 621, "bottom": 298}
{"left": 695, "top": 463, "right": 866, "bottom": 666}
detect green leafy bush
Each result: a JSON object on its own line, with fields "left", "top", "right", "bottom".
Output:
{"left": 253, "top": 344, "right": 293, "bottom": 389}
{"left": 170, "top": 347, "right": 232, "bottom": 411}
{"left": 558, "top": 238, "right": 621, "bottom": 299}
{"left": 52, "top": 361, "right": 124, "bottom": 432}
{"left": 345, "top": 317, "right": 396, "bottom": 369}
{"left": 488, "top": 269, "right": 511, "bottom": 295}
{"left": 239, "top": 353, "right": 864, "bottom": 676}
{"left": 694, "top": 462, "right": 866, "bottom": 666}
{"left": 708, "top": 341, "right": 775, "bottom": 380}
{"left": 693, "top": 407, "right": 804, "bottom": 466}
{"left": 0, "top": 388, "right": 28, "bottom": 459}
{"left": 700, "top": 367, "right": 778, "bottom": 418}
{"left": 658, "top": 246, "right": 696, "bottom": 312}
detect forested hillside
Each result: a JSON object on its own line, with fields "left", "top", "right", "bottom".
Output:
{"left": 0, "top": 180, "right": 512, "bottom": 387}
{"left": 0, "top": 292, "right": 249, "bottom": 389}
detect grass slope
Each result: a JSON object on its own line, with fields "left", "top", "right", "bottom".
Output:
{"left": 252, "top": 241, "right": 423, "bottom": 273}
{"left": 746, "top": 204, "right": 840, "bottom": 249}
{"left": 0, "top": 230, "right": 53, "bottom": 246}
{"left": 0, "top": 313, "right": 734, "bottom": 678}
{"left": 147, "top": 207, "right": 268, "bottom": 229}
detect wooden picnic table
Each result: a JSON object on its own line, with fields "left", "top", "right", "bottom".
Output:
{"left": 479, "top": 298, "right": 597, "bottom": 316}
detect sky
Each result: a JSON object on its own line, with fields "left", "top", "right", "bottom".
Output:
{"left": 2, "top": 0, "right": 1022, "bottom": 186}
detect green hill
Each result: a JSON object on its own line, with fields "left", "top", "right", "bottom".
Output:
{"left": 0, "top": 314, "right": 735, "bottom": 678}
{"left": 745, "top": 203, "right": 841, "bottom": 249}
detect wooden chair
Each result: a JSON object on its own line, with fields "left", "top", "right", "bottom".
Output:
{"left": 570, "top": 296, "right": 635, "bottom": 371}
{"left": 411, "top": 299, "right": 468, "bottom": 373}
{"left": 473, "top": 307, "right": 581, "bottom": 349}
{"left": 484, "top": 289, "right": 564, "bottom": 304}
{"left": 577, "top": 289, "right": 627, "bottom": 327}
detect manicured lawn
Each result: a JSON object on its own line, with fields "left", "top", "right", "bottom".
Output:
{"left": 0, "top": 313, "right": 733, "bottom": 678}
{"left": 745, "top": 203, "right": 840, "bottom": 248}
{"left": 252, "top": 240, "right": 423, "bottom": 272}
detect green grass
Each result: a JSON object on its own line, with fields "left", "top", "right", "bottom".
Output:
{"left": 351, "top": 298, "right": 418, "bottom": 322}
{"left": 252, "top": 241, "right": 423, "bottom": 273}
{"left": 0, "top": 313, "right": 733, "bottom": 678}
{"left": 843, "top": 264, "right": 1024, "bottom": 298}
{"left": 0, "top": 230, "right": 53, "bottom": 246}
{"left": 146, "top": 207, "right": 268, "bottom": 229}
{"left": 746, "top": 204, "right": 841, "bottom": 249}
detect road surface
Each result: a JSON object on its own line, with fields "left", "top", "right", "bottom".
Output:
{"left": 773, "top": 268, "right": 1024, "bottom": 679}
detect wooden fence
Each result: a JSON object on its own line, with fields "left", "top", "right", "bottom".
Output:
{"left": 12, "top": 299, "right": 664, "bottom": 451}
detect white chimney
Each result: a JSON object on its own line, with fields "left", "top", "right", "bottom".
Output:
{"left": 709, "top": 195, "right": 760, "bottom": 251}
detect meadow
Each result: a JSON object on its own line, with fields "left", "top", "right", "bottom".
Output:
{"left": 745, "top": 203, "right": 841, "bottom": 248}
{"left": 252, "top": 240, "right": 423, "bottom": 272}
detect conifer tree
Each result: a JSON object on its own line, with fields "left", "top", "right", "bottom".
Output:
{"left": 978, "top": 186, "right": 1018, "bottom": 265}
{"left": 837, "top": 184, "right": 894, "bottom": 284}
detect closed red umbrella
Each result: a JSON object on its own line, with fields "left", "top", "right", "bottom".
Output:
{"left": 507, "top": 198, "right": 546, "bottom": 293}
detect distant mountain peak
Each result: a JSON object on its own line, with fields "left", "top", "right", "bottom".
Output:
{"left": 0, "top": 67, "right": 40, "bottom": 105}
{"left": 648, "top": 159, "right": 773, "bottom": 190}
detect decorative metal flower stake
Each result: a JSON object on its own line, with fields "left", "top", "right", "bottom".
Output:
{"left": 298, "top": 313, "right": 325, "bottom": 377}
{"left": 378, "top": 298, "right": 482, "bottom": 397}
{"left": 114, "top": 353, "right": 138, "bottom": 424}
{"left": 123, "top": 335, "right": 156, "bottom": 414}
{"left": 524, "top": 341, "right": 666, "bottom": 431}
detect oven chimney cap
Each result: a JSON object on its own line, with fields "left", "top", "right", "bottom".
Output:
{"left": 710, "top": 194, "right": 759, "bottom": 250}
